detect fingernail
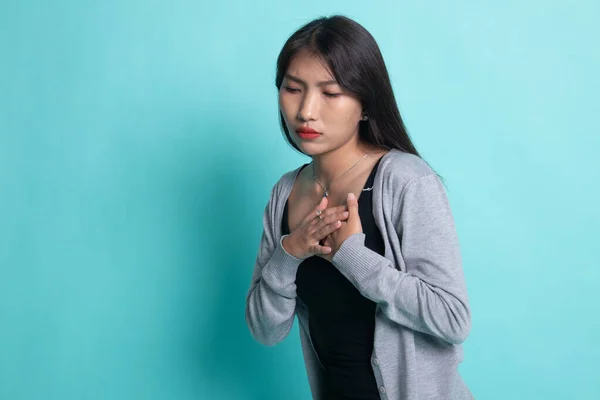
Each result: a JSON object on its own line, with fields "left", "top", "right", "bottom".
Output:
{"left": 343, "top": 211, "right": 349, "bottom": 217}
{"left": 348, "top": 193, "right": 356, "bottom": 200}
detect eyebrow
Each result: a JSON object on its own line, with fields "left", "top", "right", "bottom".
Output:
{"left": 284, "top": 74, "right": 338, "bottom": 87}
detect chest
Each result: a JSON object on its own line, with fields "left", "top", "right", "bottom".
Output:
{"left": 286, "top": 173, "right": 374, "bottom": 234}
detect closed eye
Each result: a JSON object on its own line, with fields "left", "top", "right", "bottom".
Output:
{"left": 323, "top": 92, "right": 342, "bottom": 98}
{"left": 284, "top": 87, "right": 301, "bottom": 93}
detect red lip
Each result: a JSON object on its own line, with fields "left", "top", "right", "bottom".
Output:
{"left": 296, "top": 127, "right": 321, "bottom": 134}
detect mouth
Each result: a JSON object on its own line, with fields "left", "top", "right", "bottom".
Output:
{"left": 295, "top": 127, "right": 321, "bottom": 140}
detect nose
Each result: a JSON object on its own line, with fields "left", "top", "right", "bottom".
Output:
{"left": 296, "top": 91, "right": 319, "bottom": 122}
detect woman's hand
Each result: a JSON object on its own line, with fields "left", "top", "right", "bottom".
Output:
{"left": 282, "top": 196, "right": 349, "bottom": 260}
{"left": 319, "top": 193, "right": 363, "bottom": 262}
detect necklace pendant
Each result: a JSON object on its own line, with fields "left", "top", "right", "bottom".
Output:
{"left": 324, "top": 190, "right": 329, "bottom": 198}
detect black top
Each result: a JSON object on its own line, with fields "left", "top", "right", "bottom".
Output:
{"left": 281, "top": 158, "right": 385, "bottom": 400}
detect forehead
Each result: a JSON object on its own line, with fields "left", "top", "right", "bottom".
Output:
{"left": 286, "top": 50, "right": 336, "bottom": 82}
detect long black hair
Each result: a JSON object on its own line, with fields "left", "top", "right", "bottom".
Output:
{"left": 275, "top": 15, "right": 422, "bottom": 158}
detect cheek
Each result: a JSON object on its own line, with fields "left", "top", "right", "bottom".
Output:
{"left": 278, "top": 94, "right": 294, "bottom": 119}
{"left": 327, "top": 101, "right": 361, "bottom": 124}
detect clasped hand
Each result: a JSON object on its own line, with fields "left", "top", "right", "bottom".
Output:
{"left": 282, "top": 193, "right": 363, "bottom": 262}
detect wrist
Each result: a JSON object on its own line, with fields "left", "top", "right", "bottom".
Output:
{"left": 282, "top": 235, "right": 303, "bottom": 260}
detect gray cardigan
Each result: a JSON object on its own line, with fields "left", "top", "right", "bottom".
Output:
{"left": 245, "top": 149, "right": 474, "bottom": 400}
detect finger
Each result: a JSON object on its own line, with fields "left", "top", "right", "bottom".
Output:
{"left": 321, "top": 210, "right": 349, "bottom": 225}
{"left": 315, "top": 220, "right": 342, "bottom": 239}
{"left": 322, "top": 204, "right": 348, "bottom": 217}
{"left": 309, "top": 208, "right": 348, "bottom": 230}
{"left": 310, "top": 243, "right": 332, "bottom": 255}
{"left": 318, "top": 195, "right": 328, "bottom": 210}
{"left": 303, "top": 196, "right": 328, "bottom": 223}
{"left": 346, "top": 192, "right": 359, "bottom": 217}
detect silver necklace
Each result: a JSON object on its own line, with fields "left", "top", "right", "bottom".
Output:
{"left": 312, "top": 153, "right": 369, "bottom": 198}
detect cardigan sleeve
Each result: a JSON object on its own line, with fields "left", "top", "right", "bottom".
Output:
{"left": 244, "top": 182, "right": 304, "bottom": 346}
{"left": 331, "top": 173, "right": 471, "bottom": 344}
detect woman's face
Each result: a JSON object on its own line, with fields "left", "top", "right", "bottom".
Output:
{"left": 278, "top": 50, "right": 364, "bottom": 155}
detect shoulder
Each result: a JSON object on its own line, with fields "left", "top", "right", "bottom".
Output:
{"left": 378, "top": 149, "right": 437, "bottom": 187}
{"left": 378, "top": 150, "right": 453, "bottom": 223}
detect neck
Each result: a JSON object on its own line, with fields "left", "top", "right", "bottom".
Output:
{"left": 311, "top": 139, "right": 369, "bottom": 187}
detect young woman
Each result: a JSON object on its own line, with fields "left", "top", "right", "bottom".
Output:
{"left": 245, "top": 15, "right": 473, "bottom": 400}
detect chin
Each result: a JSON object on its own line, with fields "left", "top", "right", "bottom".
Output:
{"left": 295, "top": 142, "right": 327, "bottom": 156}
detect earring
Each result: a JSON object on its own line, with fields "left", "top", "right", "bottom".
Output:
{"left": 361, "top": 113, "right": 369, "bottom": 121}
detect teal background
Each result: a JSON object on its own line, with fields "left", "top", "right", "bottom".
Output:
{"left": 1, "top": 1, "right": 599, "bottom": 399}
